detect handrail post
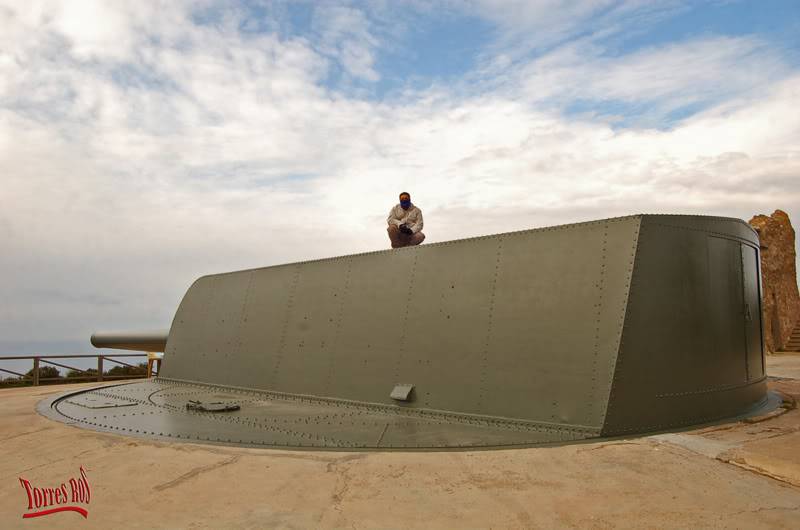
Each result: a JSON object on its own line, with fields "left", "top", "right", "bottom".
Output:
{"left": 33, "top": 357, "right": 40, "bottom": 386}
{"left": 97, "top": 356, "right": 104, "bottom": 382}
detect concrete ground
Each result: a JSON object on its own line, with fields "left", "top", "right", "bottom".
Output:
{"left": 1, "top": 355, "right": 800, "bottom": 529}
{"left": 768, "top": 352, "right": 800, "bottom": 379}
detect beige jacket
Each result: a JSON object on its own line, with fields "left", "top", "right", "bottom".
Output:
{"left": 387, "top": 204, "right": 424, "bottom": 234}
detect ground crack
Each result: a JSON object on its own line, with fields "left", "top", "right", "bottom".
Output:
{"left": 153, "top": 455, "right": 241, "bottom": 491}
{"left": 0, "top": 426, "right": 53, "bottom": 442}
{"left": 717, "top": 456, "right": 800, "bottom": 489}
{"left": 729, "top": 505, "right": 800, "bottom": 516}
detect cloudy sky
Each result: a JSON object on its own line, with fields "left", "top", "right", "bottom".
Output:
{"left": 1, "top": 0, "right": 799, "bottom": 357}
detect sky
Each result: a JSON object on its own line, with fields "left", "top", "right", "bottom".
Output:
{"left": 1, "top": 0, "right": 799, "bottom": 360}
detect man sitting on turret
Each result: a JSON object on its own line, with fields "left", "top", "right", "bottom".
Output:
{"left": 387, "top": 192, "right": 425, "bottom": 248}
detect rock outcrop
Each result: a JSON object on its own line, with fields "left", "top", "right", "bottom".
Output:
{"left": 749, "top": 210, "right": 800, "bottom": 353}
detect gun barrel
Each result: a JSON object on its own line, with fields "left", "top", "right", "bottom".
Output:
{"left": 90, "top": 330, "right": 168, "bottom": 352}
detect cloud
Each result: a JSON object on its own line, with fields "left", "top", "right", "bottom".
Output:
{"left": 462, "top": 0, "right": 688, "bottom": 58}
{"left": 311, "top": 4, "right": 380, "bottom": 82}
{"left": 0, "top": 0, "right": 798, "bottom": 350}
{"left": 514, "top": 35, "right": 789, "bottom": 120}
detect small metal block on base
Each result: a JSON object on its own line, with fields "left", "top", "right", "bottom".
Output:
{"left": 390, "top": 384, "right": 414, "bottom": 402}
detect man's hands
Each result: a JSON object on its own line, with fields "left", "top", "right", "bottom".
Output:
{"left": 399, "top": 224, "right": 413, "bottom": 235}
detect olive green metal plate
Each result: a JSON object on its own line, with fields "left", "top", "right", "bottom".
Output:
{"left": 39, "top": 380, "right": 596, "bottom": 450}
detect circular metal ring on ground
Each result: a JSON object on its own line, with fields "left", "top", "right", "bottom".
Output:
{"left": 36, "top": 380, "right": 780, "bottom": 451}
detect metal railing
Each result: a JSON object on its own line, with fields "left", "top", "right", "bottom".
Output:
{"left": 0, "top": 354, "right": 152, "bottom": 386}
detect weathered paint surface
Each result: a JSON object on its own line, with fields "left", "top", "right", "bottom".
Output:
{"left": 602, "top": 216, "right": 766, "bottom": 435}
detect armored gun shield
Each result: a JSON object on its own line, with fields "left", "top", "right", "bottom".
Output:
{"left": 42, "top": 214, "right": 768, "bottom": 449}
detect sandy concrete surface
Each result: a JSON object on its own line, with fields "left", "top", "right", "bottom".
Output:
{"left": 768, "top": 352, "right": 800, "bottom": 380}
{"left": 1, "top": 357, "right": 800, "bottom": 529}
